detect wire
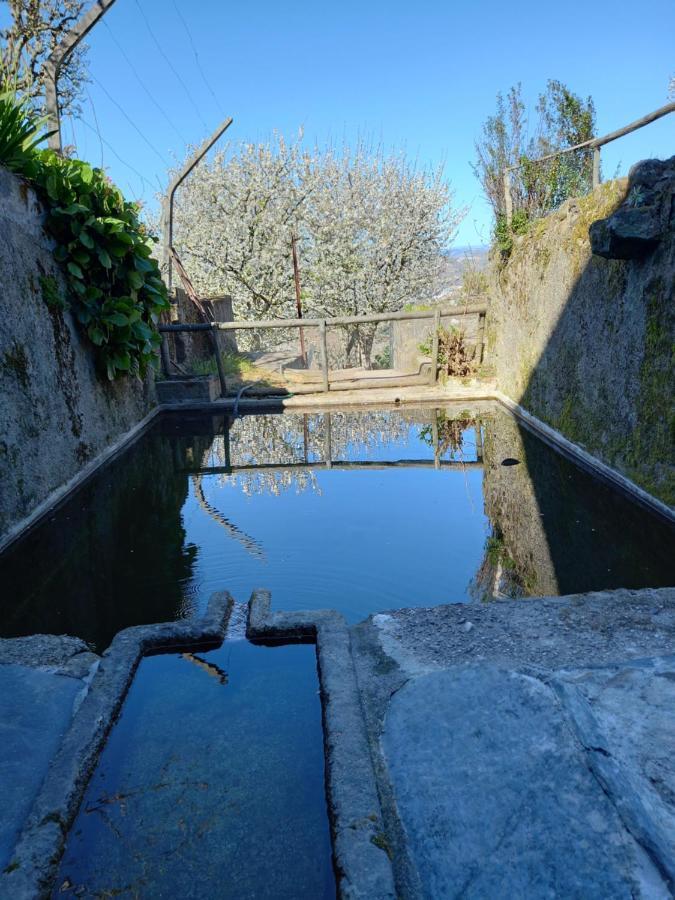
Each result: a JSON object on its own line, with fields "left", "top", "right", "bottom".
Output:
{"left": 85, "top": 86, "right": 105, "bottom": 169}
{"left": 91, "top": 74, "right": 170, "bottom": 167}
{"left": 78, "top": 117, "right": 159, "bottom": 196}
{"left": 171, "top": 0, "right": 224, "bottom": 116}
{"left": 101, "top": 19, "right": 189, "bottom": 146}
{"left": 133, "top": 0, "right": 209, "bottom": 130}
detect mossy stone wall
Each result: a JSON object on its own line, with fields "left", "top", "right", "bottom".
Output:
{"left": 488, "top": 167, "right": 674, "bottom": 507}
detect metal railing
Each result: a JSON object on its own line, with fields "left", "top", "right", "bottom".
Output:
{"left": 503, "top": 101, "right": 675, "bottom": 225}
{"left": 158, "top": 302, "right": 488, "bottom": 397}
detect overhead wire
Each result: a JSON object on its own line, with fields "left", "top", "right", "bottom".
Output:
{"left": 78, "top": 117, "right": 159, "bottom": 197}
{"left": 132, "top": 0, "right": 209, "bottom": 131}
{"left": 171, "top": 0, "right": 224, "bottom": 117}
{"left": 91, "top": 73, "right": 170, "bottom": 167}
{"left": 101, "top": 19, "right": 189, "bottom": 146}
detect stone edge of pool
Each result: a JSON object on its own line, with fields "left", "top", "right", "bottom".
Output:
{"left": 1, "top": 591, "right": 235, "bottom": 898}
{"left": 1, "top": 589, "right": 398, "bottom": 900}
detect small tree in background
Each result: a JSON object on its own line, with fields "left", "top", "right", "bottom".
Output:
{"left": 0, "top": 0, "right": 89, "bottom": 117}
{"left": 473, "top": 80, "right": 596, "bottom": 248}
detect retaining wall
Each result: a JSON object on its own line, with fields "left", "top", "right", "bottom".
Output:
{"left": 487, "top": 157, "right": 675, "bottom": 506}
{"left": 0, "top": 167, "right": 157, "bottom": 547}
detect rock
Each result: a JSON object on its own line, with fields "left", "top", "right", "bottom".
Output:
{"left": 591, "top": 155, "right": 675, "bottom": 260}
{"left": 382, "top": 664, "right": 670, "bottom": 898}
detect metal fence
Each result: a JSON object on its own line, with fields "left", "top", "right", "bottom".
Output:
{"left": 158, "top": 303, "right": 488, "bottom": 397}
{"left": 503, "top": 101, "right": 675, "bottom": 226}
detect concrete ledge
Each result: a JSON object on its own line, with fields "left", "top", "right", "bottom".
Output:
{"left": 496, "top": 391, "right": 675, "bottom": 524}
{"left": 1, "top": 592, "right": 233, "bottom": 898}
{"left": 0, "top": 405, "right": 162, "bottom": 556}
{"left": 247, "top": 590, "right": 396, "bottom": 900}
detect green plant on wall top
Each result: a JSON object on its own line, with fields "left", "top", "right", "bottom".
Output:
{"left": 31, "top": 151, "right": 169, "bottom": 379}
{"left": 1, "top": 89, "right": 169, "bottom": 380}
{"left": 0, "top": 86, "right": 51, "bottom": 173}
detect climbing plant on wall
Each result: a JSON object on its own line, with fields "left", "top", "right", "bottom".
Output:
{"left": 0, "top": 89, "right": 168, "bottom": 380}
{"left": 32, "top": 152, "right": 169, "bottom": 380}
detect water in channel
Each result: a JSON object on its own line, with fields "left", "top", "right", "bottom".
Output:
{"left": 1, "top": 403, "right": 673, "bottom": 897}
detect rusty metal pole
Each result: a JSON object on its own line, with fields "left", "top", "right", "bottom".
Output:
{"left": 45, "top": 0, "right": 117, "bottom": 153}
{"left": 291, "top": 231, "right": 307, "bottom": 366}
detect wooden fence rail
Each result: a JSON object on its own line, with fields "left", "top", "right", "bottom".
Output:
{"left": 158, "top": 303, "right": 488, "bottom": 395}
{"left": 503, "top": 100, "right": 675, "bottom": 225}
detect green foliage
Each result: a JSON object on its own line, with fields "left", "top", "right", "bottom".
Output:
{"left": 39, "top": 274, "right": 66, "bottom": 309}
{"left": 0, "top": 88, "right": 51, "bottom": 173}
{"left": 419, "top": 325, "right": 476, "bottom": 377}
{"left": 0, "top": 90, "right": 168, "bottom": 380}
{"left": 494, "top": 209, "right": 530, "bottom": 256}
{"left": 29, "top": 150, "right": 169, "bottom": 380}
{"left": 373, "top": 345, "right": 391, "bottom": 369}
{"left": 474, "top": 80, "right": 596, "bottom": 236}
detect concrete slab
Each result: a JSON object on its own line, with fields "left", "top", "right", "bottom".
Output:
{"left": 0, "top": 664, "right": 83, "bottom": 871}
{"left": 351, "top": 589, "right": 675, "bottom": 898}
{"left": 382, "top": 664, "right": 667, "bottom": 899}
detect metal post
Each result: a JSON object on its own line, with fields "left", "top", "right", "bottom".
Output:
{"left": 476, "top": 312, "right": 486, "bottom": 365}
{"left": 160, "top": 333, "right": 172, "bottom": 377}
{"left": 431, "top": 414, "right": 440, "bottom": 470}
{"left": 291, "top": 232, "right": 307, "bottom": 366}
{"left": 429, "top": 307, "right": 441, "bottom": 384}
{"left": 45, "top": 0, "right": 117, "bottom": 153}
{"left": 325, "top": 412, "right": 332, "bottom": 468}
{"left": 319, "top": 320, "right": 329, "bottom": 392}
{"left": 475, "top": 421, "right": 484, "bottom": 463}
{"left": 210, "top": 328, "right": 227, "bottom": 397}
{"left": 161, "top": 116, "right": 233, "bottom": 292}
{"left": 592, "top": 147, "right": 601, "bottom": 189}
{"left": 503, "top": 169, "right": 513, "bottom": 227}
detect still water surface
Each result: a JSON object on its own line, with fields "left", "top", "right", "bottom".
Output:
{"left": 2, "top": 404, "right": 673, "bottom": 650}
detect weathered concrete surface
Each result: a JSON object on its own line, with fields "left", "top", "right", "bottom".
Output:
{"left": 0, "top": 167, "right": 157, "bottom": 548}
{"left": 487, "top": 157, "right": 675, "bottom": 506}
{"left": 1, "top": 593, "right": 232, "bottom": 898}
{"left": 247, "top": 591, "right": 396, "bottom": 900}
{"left": 0, "top": 636, "right": 98, "bottom": 873}
{"left": 351, "top": 589, "right": 675, "bottom": 898}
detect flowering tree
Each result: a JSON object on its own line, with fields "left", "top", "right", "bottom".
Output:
{"left": 172, "top": 134, "right": 463, "bottom": 356}
{"left": 1, "top": 0, "right": 88, "bottom": 116}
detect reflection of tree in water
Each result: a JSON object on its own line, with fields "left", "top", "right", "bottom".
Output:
{"left": 418, "top": 410, "right": 478, "bottom": 461}
{"left": 202, "top": 410, "right": 414, "bottom": 496}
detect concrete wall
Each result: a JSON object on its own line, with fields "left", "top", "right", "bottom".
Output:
{"left": 487, "top": 157, "right": 675, "bottom": 507}
{"left": 0, "top": 167, "right": 157, "bottom": 547}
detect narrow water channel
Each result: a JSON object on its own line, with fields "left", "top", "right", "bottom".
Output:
{"left": 55, "top": 639, "right": 334, "bottom": 898}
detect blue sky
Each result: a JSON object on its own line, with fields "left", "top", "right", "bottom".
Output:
{"left": 4, "top": 0, "right": 674, "bottom": 245}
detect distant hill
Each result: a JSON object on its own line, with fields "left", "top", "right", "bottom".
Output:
{"left": 432, "top": 246, "right": 489, "bottom": 300}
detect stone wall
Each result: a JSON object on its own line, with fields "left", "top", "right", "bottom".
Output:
{"left": 0, "top": 167, "right": 156, "bottom": 547}
{"left": 487, "top": 157, "right": 675, "bottom": 507}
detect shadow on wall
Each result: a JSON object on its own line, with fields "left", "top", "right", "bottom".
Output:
{"left": 490, "top": 156, "right": 675, "bottom": 509}
{"left": 482, "top": 159, "right": 675, "bottom": 598}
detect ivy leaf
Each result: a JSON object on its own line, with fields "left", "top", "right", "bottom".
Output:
{"left": 79, "top": 231, "right": 95, "bottom": 249}
{"left": 88, "top": 326, "right": 105, "bottom": 346}
{"left": 127, "top": 271, "right": 144, "bottom": 290}
{"left": 97, "top": 247, "right": 112, "bottom": 269}
{"left": 67, "top": 261, "right": 83, "bottom": 279}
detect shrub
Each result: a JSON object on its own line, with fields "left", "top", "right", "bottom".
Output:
{"left": 420, "top": 325, "right": 476, "bottom": 377}
{"left": 0, "top": 87, "right": 50, "bottom": 173}
{"left": 0, "top": 90, "right": 168, "bottom": 380}
{"left": 30, "top": 150, "right": 169, "bottom": 379}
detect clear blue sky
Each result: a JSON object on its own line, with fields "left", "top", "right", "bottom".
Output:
{"left": 4, "top": 0, "right": 674, "bottom": 245}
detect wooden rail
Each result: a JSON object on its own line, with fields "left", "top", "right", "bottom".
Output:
{"left": 159, "top": 303, "right": 488, "bottom": 396}
{"left": 503, "top": 101, "right": 675, "bottom": 223}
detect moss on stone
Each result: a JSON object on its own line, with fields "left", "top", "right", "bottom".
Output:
{"left": 2, "top": 341, "right": 30, "bottom": 389}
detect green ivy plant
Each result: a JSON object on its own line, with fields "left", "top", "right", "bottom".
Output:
{"left": 31, "top": 150, "right": 169, "bottom": 380}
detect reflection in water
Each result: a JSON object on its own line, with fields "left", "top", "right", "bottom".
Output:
{"left": 1, "top": 404, "right": 673, "bottom": 650}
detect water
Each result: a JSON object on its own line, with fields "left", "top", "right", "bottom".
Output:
{"left": 3, "top": 403, "right": 673, "bottom": 897}
{"left": 1, "top": 404, "right": 673, "bottom": 650}
{"left": 55, "top": 640, "right": 334, "bottom": 899}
